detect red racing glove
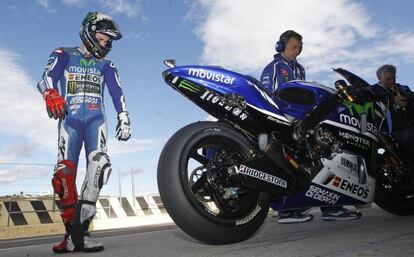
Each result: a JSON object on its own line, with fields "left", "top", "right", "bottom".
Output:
{"left": 43, "top": 89, "right": 66, "bottom": 120}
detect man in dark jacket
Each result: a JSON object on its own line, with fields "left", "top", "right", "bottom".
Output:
{"left": 372, "top": 64, "right": 414, "bottom": 157}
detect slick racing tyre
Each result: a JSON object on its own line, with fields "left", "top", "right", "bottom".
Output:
{"left": 157, "top": 121, "right": 271, "bottom": 244}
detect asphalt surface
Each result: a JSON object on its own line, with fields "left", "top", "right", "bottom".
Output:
{"left": 1, "top": 205, "right": 413, "bottom": 257}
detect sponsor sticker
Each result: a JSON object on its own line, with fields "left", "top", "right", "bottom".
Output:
{"left": 200, "top": 91, "right": 248, "bottom": 121}
{"left": 339, "top": 113, "right": 377, "bottom": 134}
{"left": 332, "top": 176, "right": 369, "bottom": 198}
{"left": 67, "top": 73, "right": 102, "bottom": 83}
{"left": 188, "top": 68, "right": 236, "bottom": 85}
{"left": 239, "top": 165, "right": 287, "bottom": 188}
{"left": 332, "top": 176, "right": 342, "bottom": 187}
{"left": 88, "top": 104, "right": 99, "bottom": 110}
{"left": 67, "top": 81, "right": 101, "bottom": 95}
{"left": 339, "top": 157, "right": 358, "bottom": 175}
{"left": 69, "top": 104, "right": 80, "bottom": 110}
{"left": 178, "top": 80, "right": 200, "bottom": 93}
{"left": 80, "top": 58, "right": 96, "bottom": 67}
{"left": 281, "top": 68, "right": 289, "bottom": 77}
{"left": 68, "top": 66, "right": 102, "bottom": 76}
{"left": 305, "top": 185, "right": 340, "bottom": 204}
{"left": 69, "top": 96, "right": 98, "bottom": 104}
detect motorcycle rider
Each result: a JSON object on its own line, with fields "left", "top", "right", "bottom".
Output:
{"left": 371, "top": 64, "right": 414, "bottom": 157}
{"left": 260, "top": 30, "right": 361, "bottom": 223}
{"left": 37, "top": 12, "right": 131, "bottom": 253}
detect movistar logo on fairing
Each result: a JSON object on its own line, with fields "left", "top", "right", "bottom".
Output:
{"left": 339, "top": 114, "right": 377, "bottom": 133}
{"left": 188, "top": 68, "right": 236, "bottom": 85}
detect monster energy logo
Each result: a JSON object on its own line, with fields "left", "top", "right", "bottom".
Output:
{"left": 67, "top": 81, "right": 101, "bottom": 94}
{"left": 80, "top": 58, "right": 96, "bottom": 67}
{"left": 178, "top": 80, "right": 201, "bottom": 93}
{"left": 83, "top": 12, "right": 97, "bottom": 25}
{"left": 68, "top": 82, "right": 77, "bottom": 93}
{"left": 343, "top": 102, "right": 375, "bottom": 119}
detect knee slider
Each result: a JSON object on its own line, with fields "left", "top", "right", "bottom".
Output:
{"left": 88, "top": 151, "right": 112, "bottom": 190}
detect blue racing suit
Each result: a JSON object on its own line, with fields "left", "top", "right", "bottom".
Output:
{"left": 260, "top": 53, "right": 305, "bottom": 92}
{"left": 38, "top": 46, "right": 129, "bottom": 247}
{"left": 37, "top": 47, "right": 127, "bottom": 169}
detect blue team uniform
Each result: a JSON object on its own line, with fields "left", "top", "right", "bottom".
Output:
{"left": 37, "top": 47, "right": 127, "bottom": 169}
{"left": 260, "top": 53, "right": 305, "bottom": 92}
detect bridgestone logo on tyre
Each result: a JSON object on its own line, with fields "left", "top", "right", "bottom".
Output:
{"left": 235, "top": 205, "right": 261, "bottom": 225}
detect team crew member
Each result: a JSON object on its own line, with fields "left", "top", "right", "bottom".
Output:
{"left": 261, "top": 30, "right": 361, "bottom": 223}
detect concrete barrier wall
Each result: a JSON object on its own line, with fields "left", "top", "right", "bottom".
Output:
{"left": 0, "top": 195, "right": 171, "bottom": 239}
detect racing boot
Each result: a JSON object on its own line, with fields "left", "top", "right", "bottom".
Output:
{"left": 71, "top": 201, "right": 104, "bottom": 252}
{"left": 53, "top": 233, "right": 103, "bottom": 253}
{"left": 52, "top": 223, "right": 75, "bottom": 253}
{"left": 68, "top": 229, "right": 104, "bottom": 252}
{"left": 83, "top": 233, "right": 104, "bottom": 252}
{"left": 52, "top": 233, "right": 75, "bottom": 253}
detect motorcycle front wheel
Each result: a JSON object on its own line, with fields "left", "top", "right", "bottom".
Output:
{"left": 157, "top": 121, "right": 270, "bottom": 244}
{"left": 375, "top": 151, "right": 414, "bottom": 215}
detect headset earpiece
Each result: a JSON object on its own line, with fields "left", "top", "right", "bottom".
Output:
{"left": 275, "top": 30, "right": 301, "bottom": 54}
{"left": 275, "top": 40, "right": 285, "bottom": 53}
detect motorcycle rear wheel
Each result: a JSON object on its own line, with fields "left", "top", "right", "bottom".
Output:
{"left": 157, "top": 121, "right": 270, "bottom": 244}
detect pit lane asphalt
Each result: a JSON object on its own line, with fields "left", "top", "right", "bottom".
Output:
{"left": 1, "top": 205, "right": 413, "bottom": 257}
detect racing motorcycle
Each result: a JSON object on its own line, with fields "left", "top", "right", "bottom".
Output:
{"left": 157, "top": 59, "right": 414, "bottom": 244}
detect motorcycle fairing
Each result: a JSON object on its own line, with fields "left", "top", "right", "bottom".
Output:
{"left": 314, "top": 152, "right": 375, "bottom": 203}
{"left": 319, "top": 121, "right": 379, "bottom": 176}
{"left": 163, "top": 66, "right": 293, "bottom": 136}
{"left": 270, "top": 151, "right": 374, "bottom": 210}
{"left": 270, "top": 182, "right": 367, "bottom": 211}
{"left": 334, "top": 68, "right": 371, "bottom": 88}
{"left": 164, "top": 65, "right": 283, "bottom": 114}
